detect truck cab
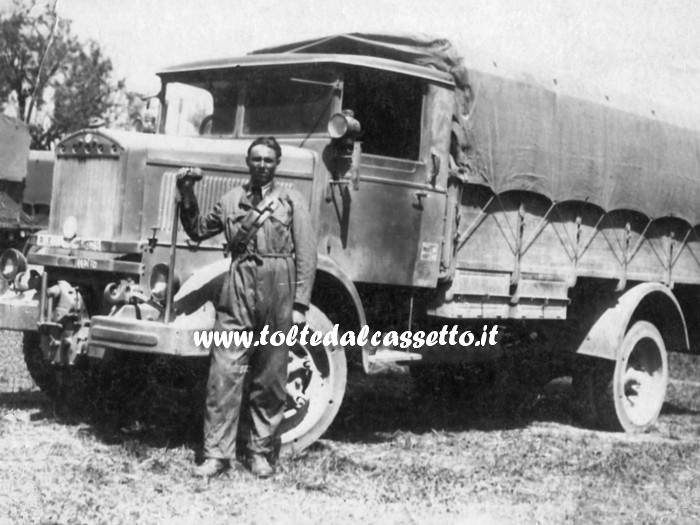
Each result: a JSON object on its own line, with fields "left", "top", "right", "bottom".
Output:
{"left": 158, "top": 52, "right": 455, "bottom": 288}
{"left": 0, "top": 41, "right": 462, "bottom": 453}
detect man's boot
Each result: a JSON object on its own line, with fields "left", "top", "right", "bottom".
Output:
{"left": 249, "top": 453, "right": 274, "bottom": 478}
{"left": 194, "top": 458, "right": 228, "bottom": 478}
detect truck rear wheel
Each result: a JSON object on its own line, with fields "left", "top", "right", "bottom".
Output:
{"left": 280, "top": 304, "right": 347, "bottom": 455}
{"left": 575, "top": 320, "right": 668, "bottom": 432}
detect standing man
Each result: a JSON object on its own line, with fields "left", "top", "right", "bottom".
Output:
{"left": 177, "top": 136, "right": 317, "bottom": 478}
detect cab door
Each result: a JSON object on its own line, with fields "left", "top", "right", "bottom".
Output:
{"left": 320, "top": 68, "right": 449, "bottom": 288}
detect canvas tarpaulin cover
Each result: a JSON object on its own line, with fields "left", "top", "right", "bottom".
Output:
{"left": 254, "top": 33, "right": 700, "bottom": 226}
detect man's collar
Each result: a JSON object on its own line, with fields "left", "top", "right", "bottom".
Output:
{"left": 247, "top": 180, "right": 273, "bottom": 197}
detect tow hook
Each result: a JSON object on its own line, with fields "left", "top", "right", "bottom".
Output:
{"left": 38, "top": 281, "right": 89, "bottom": 366}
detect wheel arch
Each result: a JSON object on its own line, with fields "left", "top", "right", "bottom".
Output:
{"left": 313, "top": 254, "right": 366, "bottom": 330}
{"left": 576, "top": 282, "right": 689, "bottom": 360}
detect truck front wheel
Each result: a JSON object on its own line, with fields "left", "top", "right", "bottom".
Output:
{"left": 280, "top": 304, "right": 347, "bottom": 454}
{"left": 22, "top": 331, "right": 58, "bottom": 396}
{"left": 575, "top": 320, "right": 668, "bottom": 432}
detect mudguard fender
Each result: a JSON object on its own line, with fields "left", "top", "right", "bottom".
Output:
{"left": 170, "top": 257, "right": 229, "bottom": 329}
{"left": 316, "top": 254, "right": 366, "bottom": 327}
{"left": 576, "top": 282, "right": 688, "bottom": 360}
{"left": 167, "top": 254, "right": 366, "bottom": 330}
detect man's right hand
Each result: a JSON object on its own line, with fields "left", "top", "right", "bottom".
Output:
{"left": 176, "top": 167, "right": 203, "bottom": 194}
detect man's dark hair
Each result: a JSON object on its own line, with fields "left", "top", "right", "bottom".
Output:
{"left": 247, "top": 136, "right": 282, "bottom": 160}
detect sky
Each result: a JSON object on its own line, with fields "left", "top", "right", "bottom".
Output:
{"left": 2, "top": 0, "right": 700, "bottom": 109}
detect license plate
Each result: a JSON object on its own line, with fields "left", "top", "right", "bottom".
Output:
{"left": 75, "top": 258, "right": 98, "bottom": 270}
{"left": 36, "top": 234, "right": 103, "bottom": 251}
{"left": 36, "top": 234, "right": 69, "bottom": 248}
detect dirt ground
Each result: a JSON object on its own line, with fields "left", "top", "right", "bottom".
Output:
{"left": 1, "top": 330, "right": 700, "bottom": 525}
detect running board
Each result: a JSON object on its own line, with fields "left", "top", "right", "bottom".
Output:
{"left": 362, "top": 347, "right": 422, "bottom": 373}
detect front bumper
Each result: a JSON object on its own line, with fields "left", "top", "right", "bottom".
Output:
{"left": 0, "top": 290, "right": 39, "bottom": 331}
{"left": 88, "top": 315, "right": 210, "bottom": 357}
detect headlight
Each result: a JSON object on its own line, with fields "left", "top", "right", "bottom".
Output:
{"left": 0, "top": 249, "right": 27, "bottom": 283}
{"left": 62, "top": 215, "right": 78, "bottom": 240}
{"left": 328, "top": 113, "right": 349, "bottom": 138}
{"left": 148, "top": 263, "right": 179, "bottom": 302}
{"left": 328, "top": 111, "right": 361, "bottom": 139}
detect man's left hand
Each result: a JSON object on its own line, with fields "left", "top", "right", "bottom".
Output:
{"left": 292, "top": 308, "right": 306, "bottom": 325}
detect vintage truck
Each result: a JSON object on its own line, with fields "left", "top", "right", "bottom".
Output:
{"left": 0, "top": 115, "right": 52, "bottom": 257}
{"left": 1, "top": 33, "right": 699, "bottom": 450}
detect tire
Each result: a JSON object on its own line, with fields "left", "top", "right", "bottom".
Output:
{"left": 279, "top": 304, "right": 347, "bottom": 455}
{"left": 22, "top": 331, "right": 58, "bottom": 396}
{"left": 575, "top": 321, "right": 668, "bottom": 432}
{"left": 22, "top": 331, "right": 98, "bottom": 414}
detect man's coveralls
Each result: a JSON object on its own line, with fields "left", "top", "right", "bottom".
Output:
{"left": 180, "top": 181, "right": 316, "bottom": 460}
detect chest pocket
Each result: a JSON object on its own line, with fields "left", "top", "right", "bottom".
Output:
{"left": 263, "top": 200, "right": 294, "bottom": 253}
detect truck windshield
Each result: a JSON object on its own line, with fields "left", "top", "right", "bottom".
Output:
{"left": 242, "top": 72, "right": 336, "bottom": 136}
{"left": 161, "top": 67, "right": 337, "bottom": 138}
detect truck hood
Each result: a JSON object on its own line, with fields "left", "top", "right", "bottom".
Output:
{"left": 89, "top": 129, "right": 317, "bottom": 177}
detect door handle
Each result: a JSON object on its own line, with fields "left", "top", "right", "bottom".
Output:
{"left": 414, "top": 191, "right": 428, "bottom": 209}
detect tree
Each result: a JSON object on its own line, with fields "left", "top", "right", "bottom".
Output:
{"left": 0, "top": 0, "right": 123, "bottom": 149}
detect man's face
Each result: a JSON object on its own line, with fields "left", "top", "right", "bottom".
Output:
{"left": 246, "top": 144, "right": 280, "bottom": 186}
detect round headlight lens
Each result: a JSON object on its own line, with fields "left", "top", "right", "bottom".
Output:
{"left": 327, "top": 113, "right": 349, "bottom": 139}
{"left": 148, "top": 263, "right": 170, "bottom": 302}
{"left": 62, "top": 216, "right": 78, "bottom": 240}
{"left": 0, "top": 249, "right": 27, "bottom": 283}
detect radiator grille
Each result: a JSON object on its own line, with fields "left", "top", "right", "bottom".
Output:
{"left": 49, "top": 157, "right": 123, "bottom": 239}
{"left": 158, "top": 172, "right": 293, "bottom": 233}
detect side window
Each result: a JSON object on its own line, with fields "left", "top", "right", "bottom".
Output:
{"left": 342, "top": 68, "right": 423, "bottom": 160}
{"left": 163, "top": 80, "right": 238, "bottom": 136}
{"left": 163, "top": 83, "right": 214, "bottom": 136}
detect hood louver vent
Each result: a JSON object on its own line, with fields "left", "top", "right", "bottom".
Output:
{"left": 58, "top": 131, "right": 123, "bottom": 159}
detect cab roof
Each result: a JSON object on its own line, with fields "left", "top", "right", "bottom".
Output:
{"left": 158, "top": 52, "right": 454, "bottom": 86}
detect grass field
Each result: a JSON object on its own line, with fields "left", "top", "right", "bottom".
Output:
{"left": 2, "top": 330, "right": 700, "bottom": 524}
